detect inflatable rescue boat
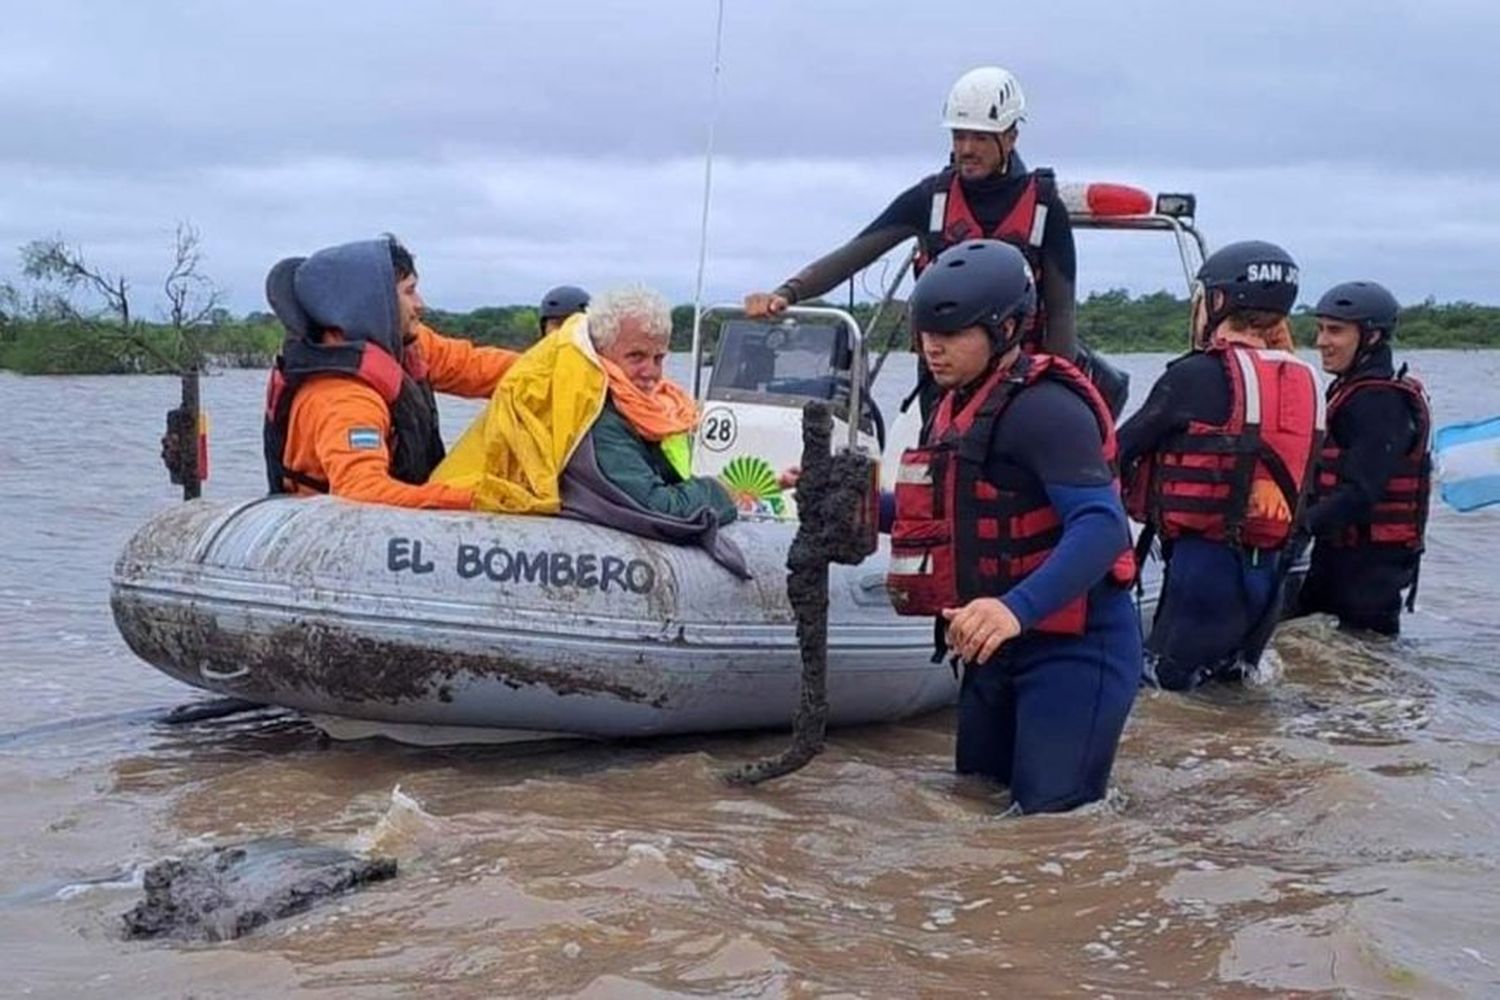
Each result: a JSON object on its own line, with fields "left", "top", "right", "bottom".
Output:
{"left": 113, "top": 194, "right": 1194, "bottom": 746}
{"left": 112, "top": 494, "right": 959, "bottom": 744}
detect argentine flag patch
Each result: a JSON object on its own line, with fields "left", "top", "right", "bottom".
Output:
{"left": 348, "top": 427, "right": 382, "bottom": 451}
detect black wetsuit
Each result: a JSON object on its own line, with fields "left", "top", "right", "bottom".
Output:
{"left": 1290, "top": 345, "right": 1421, "bottom": 636}
{"left": 1116, "top": 353, "right": 1231, "bottom": 471}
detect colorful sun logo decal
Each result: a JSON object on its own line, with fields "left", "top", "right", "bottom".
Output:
{"left": 719, "top": 455, "right": 786, "bottom": 516}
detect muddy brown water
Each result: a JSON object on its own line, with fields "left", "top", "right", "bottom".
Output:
{"left": 2, "top": 353, "right": 1499, "bottom": 998}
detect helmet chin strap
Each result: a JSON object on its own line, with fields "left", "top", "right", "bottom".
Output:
{"left": 984, "top": 312, "right": 1026, "bottom": 359}
{"left": 984, "top": 315, "right": 1005, "bottom": 349}
{"left": 991, "top": 133, "right": 1009, "bottom": 175}
{"left": 1205, "top": 309, "right": 1232, "bottom": 343}
{"left": 1191, "top": 319, "right": 1210, "bottom": 351}
{"left": 1350, "top": 326, "right": 1383, "bottom": 371}
{"left": 1190, "top": 284, "right": 1220, "bottom": 350}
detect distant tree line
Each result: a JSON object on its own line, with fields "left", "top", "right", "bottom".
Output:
{"left": 6, "top": 242, "right": 1500, "bottom": 376}
{"left": 1069, "top": 289, "right": 1500, "bottom": 352}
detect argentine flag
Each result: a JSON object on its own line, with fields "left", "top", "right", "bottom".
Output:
{"left": 1436, "top": 416, "right": 1500, "bottom": 512}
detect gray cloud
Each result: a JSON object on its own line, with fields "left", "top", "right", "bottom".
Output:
{"left": 2, "top": 0, "right": 1497, "bottom": 313}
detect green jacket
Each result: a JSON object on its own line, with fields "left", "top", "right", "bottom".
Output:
{"left": 589, "top": 399, "right": 738, "bottom": 524}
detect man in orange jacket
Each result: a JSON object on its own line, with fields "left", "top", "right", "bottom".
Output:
{"left": 263, "top": 236, "right": 518, "bottom": 509}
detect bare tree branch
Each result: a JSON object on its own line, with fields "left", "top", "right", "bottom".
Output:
{"left": 17, "top": 226, "right": 224, "bottom": 374}
{"left": 161, "top": 223, "right": 223, "bottom": 368}
{"left": 22, "top": 238, "right": 132, "bottom": 327}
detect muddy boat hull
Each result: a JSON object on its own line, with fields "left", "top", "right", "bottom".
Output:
{"left": 112, "top": 497, "right": 970, "bottom": 741}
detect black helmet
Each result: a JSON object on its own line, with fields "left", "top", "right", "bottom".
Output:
{"left": 1315, "top": 280, "right": 1399, "bottom": 340}
{"left": 909, "top": 239, "right": 1036, "bottom": 352}
{"left": 1195, "top": 240, "right": 1299, "bottom": 331}
{"left": 539, "top": 285, "right": 590, "bottom": 322}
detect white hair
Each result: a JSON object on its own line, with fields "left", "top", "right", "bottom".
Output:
{"left": 588, "top": 284, "right": 673, "bottom": 350}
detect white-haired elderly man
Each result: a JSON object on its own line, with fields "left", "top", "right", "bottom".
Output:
{"left": 571, "top": 284, "right": 739, "bottom": 524}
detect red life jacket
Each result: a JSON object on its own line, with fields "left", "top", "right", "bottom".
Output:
{"left": 916, "top": 167, "right": 1054, "bottom": 348}
{"left": 1126, "top": 346, "right": 1324, "bottom": 549}
{"left": 262, "top": 336, "right": 444, "bottom": 494}
{"left": 887, "top": 354, "right": 1135, "bottom": 635}
{"left": 1315, "top": 372, "right": 1432, "bottom": 550}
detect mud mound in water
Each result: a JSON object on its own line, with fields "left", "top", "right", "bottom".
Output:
{"left": 122, "top": 838, "right": 396, "bottom": 941}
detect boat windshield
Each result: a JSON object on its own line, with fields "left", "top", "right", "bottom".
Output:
{"left": 708, "top": 319, "right": 849, "bottom": 406}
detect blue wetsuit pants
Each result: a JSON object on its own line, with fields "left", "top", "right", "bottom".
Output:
{"left": 1146, "top": 536, "right": 1281, "bottom": 690}
{"left": 955, "top": 586, "right": 1140, "bottom": 813}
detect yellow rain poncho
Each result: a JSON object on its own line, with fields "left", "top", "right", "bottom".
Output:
{"left": 430, "top": 314, "right": 607, "bottom": 514}
{"left": 432, "top": 313, "right": 702, "bottom": 513}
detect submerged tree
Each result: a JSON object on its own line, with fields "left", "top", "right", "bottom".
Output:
{"left": 20, "top": 225, "right": 224, "bottom": 499}
{"left": 21, "top": 223, "right": 223, "bottom": 374}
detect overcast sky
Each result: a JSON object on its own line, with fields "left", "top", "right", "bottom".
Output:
{"left": 3, "top": 0, "right": 1497, "bottom": 317}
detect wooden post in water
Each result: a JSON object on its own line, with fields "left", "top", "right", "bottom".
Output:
{"left": 182, "top": 367, "right": 201, "bottom": 500}
{"left": 162, "top": 367, "right": 202, "bottom": 501}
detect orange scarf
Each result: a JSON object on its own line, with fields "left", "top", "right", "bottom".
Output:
{"left": 599, "top": 358, "right": 699, "bottom": 441}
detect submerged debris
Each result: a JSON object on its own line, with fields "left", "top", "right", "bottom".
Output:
{"left": 725, "top": 401, "right": 878, "bottom": 785}
{"left": 122, "top": 838, "right": 397, "bottom": 942}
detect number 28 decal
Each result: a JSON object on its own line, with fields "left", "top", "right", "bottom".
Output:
{"left": 699, "top": 406, "right": 738, "bottom": 452}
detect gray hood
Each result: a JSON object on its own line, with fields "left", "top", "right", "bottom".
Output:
{"left": 292, "top": 239, "right": 402, "bottom": 358}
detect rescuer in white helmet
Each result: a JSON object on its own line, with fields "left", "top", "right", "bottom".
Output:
{"left": 743, "top": 67, "right": 1099, "bottom": 421}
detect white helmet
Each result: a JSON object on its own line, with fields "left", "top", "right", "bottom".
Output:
{"left": 941, "top": 66, "right": 1026, "bottom": 133}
